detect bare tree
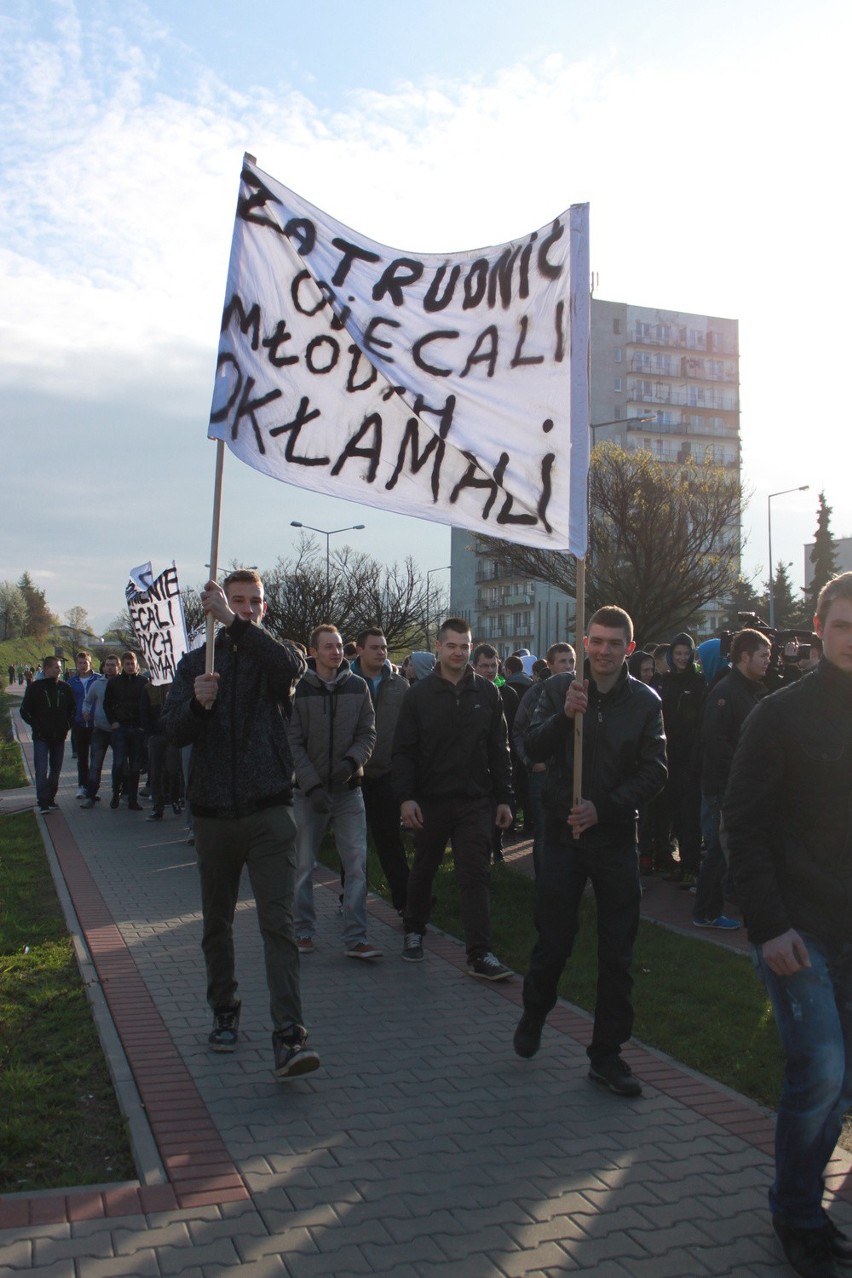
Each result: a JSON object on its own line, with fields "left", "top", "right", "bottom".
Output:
{"left": 479, "top": 443, "right": 745, "bottom": 644}
{"left": 261, "top": 536, "right": 430, "bottom": 651}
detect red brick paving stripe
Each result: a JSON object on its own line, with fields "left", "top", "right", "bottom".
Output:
{"left": 0, "top": 805, "right": 249, "bottom": 1226}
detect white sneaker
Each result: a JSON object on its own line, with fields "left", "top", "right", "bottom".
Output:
{"left": 76, "top": 786, "right": 87, "bottom": 798}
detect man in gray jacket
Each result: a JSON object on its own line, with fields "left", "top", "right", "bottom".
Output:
{"left": 289, "top": 624, "right": 379, "bottom": 960}
{"left": 162, "top": 570, "right": 318, "bottom": 1080}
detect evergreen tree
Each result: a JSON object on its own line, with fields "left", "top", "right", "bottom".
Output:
{"left": 766, "top": 561, "right": 802, "bottom": 629}
{"left": 805, "top": 490, "right": 838, "bottom": 613}
{"left": 720, "top": 576, "right": 765, "bottom": 630}
{"left": 17, "top": 571, "right": 55, "bottom": 638}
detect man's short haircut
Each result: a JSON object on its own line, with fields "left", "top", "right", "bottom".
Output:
{"left": 816, "top": 572, "right": 852, "bottom": 625}
{"left": 43, "top": 655, "right": 60, "bottom": 669}
{"left": 546, "top": 641, "right": 576, "bottom": 665}
{"left": 356, "top": 627, "right": 385, "bottom": 648}
{"left": 103, "top": 654, "right": 120, "bottom": 668}
{"left": 76, "top": 650, "right": 92, "bottom": 661}
{"left": 472, "top": 643, "right": 498, "bottom": 664}
{"left": 121, "top": 651, "right": 137, "bottom": 663}
{"left": 223, "top": 568, "right": 263, "bottom": 592}
{"left": 310, "top": 623, "right": 341, "bottom": 651}
{"left": 504, "top": 654, "right": 524, "bottom": 674}
{"left": 730, "top": 628, "right": 771, "bottom": 665}
{"left": 588, "top": 605, "right": 634, "bottom": 643}
{"left": 436, "top": 616, "right": 471, "bottom": 641}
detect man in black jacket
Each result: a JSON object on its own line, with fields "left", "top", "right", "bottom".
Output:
{"left": 163, "top": 570, "right": 318, "bottom": 1080}
{"left": 20, "top": 655, "right": 75, "bottom": 813}
{"left": 724, "top": 574, "right": 852, "bottom": 1277}
{"left": 514, "top": 606, "right": 667, "bottom": 1096}
{"left": 692, "top": 628, "right": 769, "bottom": 929}
{"left": 392, "top": 616, "right": 513, "bottom": 979}
{"left": 103, "top": 651, "right": 147, "bottom": 810}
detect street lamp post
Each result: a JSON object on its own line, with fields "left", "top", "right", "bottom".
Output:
{"left": 767, "top": 486, "right": 809, "bottom": 627}
{"left": 290, "top": 521, "right": 366, "bottom": 594}
{"left": 425, "top": 565, "right": 452, "bottom": 650}
{"left": 590, "top": 414, "right": 656, "bottom": 443}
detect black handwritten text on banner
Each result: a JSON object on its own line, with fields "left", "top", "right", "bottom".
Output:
{"left": 209, "top": 160, "right": 590, "bottom": 555}
{"left": 125, "top": 563, "right": 190, "bottom": 686}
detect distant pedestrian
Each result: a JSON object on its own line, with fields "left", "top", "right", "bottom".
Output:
{"left": 20, "top": 656, "right": 75, "bottom": 813}
{"left": 67, "top": 651, "right": 99, "bottom": 798}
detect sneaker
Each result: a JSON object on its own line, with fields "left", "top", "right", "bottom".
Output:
{"left": 588, "top": 1055, "right": 643, "bottom": 1097}
{"left": 693, "top": 915, "right": 741, "bottom": 930}
{"left": 80, "top": 797, "right": 95, "bottom": 809}
{"left": 273, "top": 1026, "right": 320, "bottom": 1079}
{"left": 513, "top": 1011, "right": 544, "bottom": 1059}
{"left": 76, "top": 786, "right": 87, "bottom": 798}
{"left": 297, "top": 937, "right": 315, "bottom": 954}
{"left": 38, "top": 805, "right": 52, "bottom": 814}
{"left": 147, "top": 810, "right": 164, "bottom": 822}
{"left": 46, "top": 803, "right": 59, "bottom": 812}
{"left": 208, "top": 1004, "right": 241, "bottom": 1052}
{"left": 402, "top": 932, "right": 424, "bottom": 962}
{"left": 678, "top": 873, "right": 697, "bottom": 890}
{"left": 109, "top": 793, "right": 120, "bottom": 809}
{"left": 773, "top": 1215, "right": 841, "bottom": 1277}
{"left": 346, "top": 943, "right": 383, "bottom": 960}
{"left": 467, "top": 952, "right": 513, "bottom": 981}
{"left": 128, "top": 801, "right": 143, "bottom": 811}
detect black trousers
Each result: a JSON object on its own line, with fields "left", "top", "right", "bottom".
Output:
{"left": 523, "top": 818, "right": 641, "bottom": 1062}
{"left": 403, "top": 794, "right": 492, "bottom": 959}
{"left": 361, "top": 772, "right": 410, "bottom": 912}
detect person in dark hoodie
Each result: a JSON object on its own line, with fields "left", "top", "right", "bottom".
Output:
{"left": 658, "top": 632, "right": 706, "bottom": 885}
{"left": 162, "top": 570, "right": 318, "bottom": 1080}
{"left": 20, "top": 655, "right": 75, "bottom": 813}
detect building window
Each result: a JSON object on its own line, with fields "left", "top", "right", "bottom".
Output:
{"left": 614, "top": 348, "right": 622, "bottom": 363}
{"left": 613, "top": 318, "right": 621, "bottom": 334}
{"left": 614, "top": 378, "right": 622, "bottom": 392}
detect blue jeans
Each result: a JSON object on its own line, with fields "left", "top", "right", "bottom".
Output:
{"left": 693, "top": 794, "right": 725, "bottom": 921}
{"left": 86, "top": 728, "right": 113, "bottom": 798}
{"left": 753, "top": 934, "right": 852, "bottom": 1228}
{"left": 33, "top": 738, "right": 65, "bottom": 807}
{"left": 294, "top": 788, "right": 369, "bottom": 950}
{"left": 111, "top": 725, "right": 144, "bottom": 802}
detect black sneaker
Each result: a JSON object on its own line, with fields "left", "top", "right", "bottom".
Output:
{"left": 273, "top": 1026, "right": 320, "bottom": 1079}
{"left": 513, "top": 1012, "right": 544, "bottom": 1058}
{"left": 128, "top": 801, "right": 143, "bottom": 811}
{"left": 147, "top": 810, "right": 163, "bottom": 822}
{"left": 588, "top": 1055, "right": 643, "bottom": 1097}
{"left": 467, "top": 952, "right": 513, "bottom": 981}
{"left": 80, "top": 797, "right": 95, "bottom": 809}
{"left": 402, "top": 932, "right": 424, "bottom": 962}
{"left": 109, "top": 793, "right": 120, "bottom": 809}
{"left": 208, "top": 1003, "right": 241, "bottom": 1052}
{"left": 773, "top": 1216, "right": 841, "bottom": 1277}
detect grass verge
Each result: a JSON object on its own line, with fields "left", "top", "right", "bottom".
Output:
{"left": 0, "top": 812, "right": 136, "bottom": 1193}
{"left": 0, "top": 695, "right": 27, "bottom": 789}
{"left": 318, "top": 834, "right": 785, "bottom": 1111}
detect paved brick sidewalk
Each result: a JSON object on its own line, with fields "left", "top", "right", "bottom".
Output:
{"left": 3, "top": 703, "right": 852, "bottom": 1276}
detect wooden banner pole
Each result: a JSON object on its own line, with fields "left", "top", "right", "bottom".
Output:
{"left": 572, "top": 555, "right": 585, "bottom": 807}
{"left": 205, "top": 440, "right": 226, "bottom": 675}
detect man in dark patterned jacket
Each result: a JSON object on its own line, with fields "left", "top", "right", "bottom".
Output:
{"left": 163, "top": 569, "right": 318, "bottom": 1080}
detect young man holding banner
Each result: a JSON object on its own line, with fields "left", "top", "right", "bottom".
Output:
{"left": 514, "top": 606, "right": 666, "bottom": 1096}
{"left": 162, "top": 570, "right": 319, "bottom": 1080}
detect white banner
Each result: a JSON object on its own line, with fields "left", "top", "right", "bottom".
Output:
{"left": 209, "top": 158, "right": 590, "bottom": 555}
{"left": 125, "top": 562, "right": 190, "bottom": 686}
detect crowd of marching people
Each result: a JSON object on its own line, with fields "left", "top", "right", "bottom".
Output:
{"left": 12, "top": 566, "right": 852, "bottom": 1275}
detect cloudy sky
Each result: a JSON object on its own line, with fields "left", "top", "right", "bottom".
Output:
{"left": 1, "top": 0, "right": 848, "bottom": 633}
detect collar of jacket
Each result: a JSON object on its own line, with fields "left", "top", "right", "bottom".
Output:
{"left": 302, "top": 662, "right": 353, "bottom": 690}
{"left": 431, "top": 663, "right": 475, "bottom": 691}
{"left": 588, "top": 662, "right": 630, "bottom": 706}
{"left": 815, "top": 655, "right": 852, "bottom": 706}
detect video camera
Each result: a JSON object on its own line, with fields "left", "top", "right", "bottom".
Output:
{"left": 718, "top": 613, "right": 819, "bottom": 687}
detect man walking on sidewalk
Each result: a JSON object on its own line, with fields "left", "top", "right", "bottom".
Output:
{"left": 67, "top": 650, "right": 99, "bottom": 798}
{"left": 289, "top": 625, "right": 380, "bottom": 961}
{"left": 163, "top": 569, "right": 319, "bottom": 1080}
{"left": 104, "top": 651, "right": 146, "bottom": 811}
{"left": 80, "top": 654, "right": 119, "bottom": 808}
{"left": 514, "top": 606, "right": 666, "bottom": 1096}
{"left": 392, "top": 616, "right": 514, "bottom": 979}
{"left": 20, "top": 655, "right": 75, "bottom": 813}
{"left": 725, "top": 573, "right": 852, "bottom": 1278}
